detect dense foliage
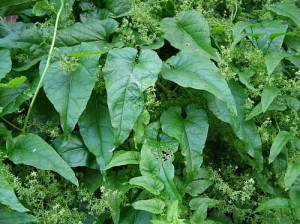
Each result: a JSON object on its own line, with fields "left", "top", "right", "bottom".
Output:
{"left": 0, "top": 0, "right": 300, "bottom": 223}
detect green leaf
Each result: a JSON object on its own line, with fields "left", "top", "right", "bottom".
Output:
{"left": 0, "top": 173, "right": 28, "bottom": 212}
{"left": 157, "top": 154, "right": 182, "bottom": 201}
{"left": 269, "top": 131, "right": 293, "bottom": 164}
{"left": 269, "top": 3, "right": 300, "bottom": 29}
{"left": 52, "top": 134, "right": 94, "bottom": 168}
{"left": 56, "top": 19, "right": 118, "bottom": 46}
{"left": 265, "top": 51, "right": 293, "bottom": 75}
{"left": 161, "top": 51, "right": 237, "bottom": 116}
{"left": 189, "top": 198, "right": 219, "bottom": 210}
{"left": 133, "top": 109, "right": 150, "bottom": 147}
{"left": 161, "top": 10, "right": 219, "bottom": 60}
{"left": 132, "top": 199, "right": 165, "bottom": 214}
{"left": 0, "top": 208, "right": 37, "bottom": 224}
{"left": 79, "top": 93, "right": 114, "bottom": 172}
{"left": 231, "top": 21, "right": 252, "bottom": 48}
{"left": 140, "top": 141, "right": 159, "bottom": 177}
{"left": 246, "top": 100, "right": 287, "bottom": 121}
{"left": 103, "top": 48, "right": 162, "bottom": 146}
{"left": 0, "top": 76, "right": 26, "bottom": 88}
{"left": 285, "top": 161, "right": 300, "bottom": 190}
{"left": 160, "top": 104, "right": 209, "bottom": 182}
{"left": 0, "top": 0, "right": 36, "bottom": 16}
{"left": 105, "top": 150, "right": 140, "bottom": 170}
{"left": 0, "top": 49, "right": 11, "bottom": 80}
{"left": 261, "top": 86, "right": 280, "bottom": 112}
{"left": 282, "top": 96, "right": 300, "bottom": 111}
{"left": 129, "top": 176, "right": 164, "bottom": 195}
{"left": 32, "top": 0, "right": 50, "bottom": 16}
{"left": 289, "top": 186, "right": 300, "bottom": 212}
{"left": 254, "top": 198, "right": 291, "bottom": 213}
{"left": 103, "top": 0, "right": 130, "bottom": 18}
{"left": 9, "top": 133, "right": 78, "bottom": 186}
{"left": 41, "top": 43, "right": 99, "bottom": 135}
{"left": 246, "top": 20, "right": 288, "bottom": 52}
{"left": 187, "top": 179, "right": 212, "bottom": 196}
{"left": 0, "top": 75, "right": 37, "bottom": 117}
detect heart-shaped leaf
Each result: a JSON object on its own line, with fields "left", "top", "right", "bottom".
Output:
{"left": 103, "top": 47, "right": 162, "bottom": 146}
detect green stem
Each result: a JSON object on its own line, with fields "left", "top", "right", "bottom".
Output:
{"left": 1, "top": 117, "right": 22, "bottom": 131}
{"left": 22, "top": 0, "right": 64, "bottom": 134}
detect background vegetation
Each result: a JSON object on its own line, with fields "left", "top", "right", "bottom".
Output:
{"left": 0, "top": 0, "right": 300, "bottom": 223}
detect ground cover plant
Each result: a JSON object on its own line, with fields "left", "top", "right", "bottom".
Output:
{"left": 0, "top": 0, "right": 300, "bottom": 223}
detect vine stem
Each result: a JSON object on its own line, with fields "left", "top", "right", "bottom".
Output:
{"left": 22, "top": 0, "right": 64, "bottom": 134}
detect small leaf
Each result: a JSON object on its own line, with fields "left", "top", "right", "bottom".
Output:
{"left": 0, "top": 173, "right": 28, "bottom": 212}
{"left": 79, "top": 93, "right": 114, "bottom": 172}
{"left": 0, "top": 208, "right": 37, "bottom": 224}
{"left": 284, "top": 161, "right": 300, "bottom": 190}
{"left": 132, "top": 199, "right": 165, "bottom": 214}
{"left": 103, "top": 47, "right": 162, "bottom": 146}
{"left": 246, "top": 100, "right": 287, "bottom": 121}
{"left": 129, "top": 176, "right": 164, "bottom": 195}
{"left": 0, "top": 76, "right": 27, "bottom": 88}
{"left": 0, "top": 49, "right": 11, "bottom": 80}
{"left": 269, "top": 131, "right": 293, "bottom": 164}
{"left": 105, "top": 151, "right": 140, "bottom": 170}
{"left": 261, "top": 86, "right": 280, "bottom": 112}
{"left": 133, "top": 109, "right": 150, "bottom": 148}
{"left": 161, "top": 10, "right": 218, "bottom": 60}
{"left": 140, "top": 141, "right": 159, "bottom": 177}
{"left": 254, "top": 198, "right": 291, "bottom": 213}
{"left": 9, "top": 133, "right": 78, "bottom": 186}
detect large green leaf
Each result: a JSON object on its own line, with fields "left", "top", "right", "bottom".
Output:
{"left": 268, "top": 131, "right": 293, "bottom": 164}
{"left": 103, "top": 47, "right": 162, "bottom": 146}
{"left": 0, "top": 207, "right": 37, "bottom": 224}
{"left": 245, "top": 20, "right": 288, "bottom": 52}
{"left": 55, "top": 19, "right": 118, "bottom": 46}
{"left": 129, "top": 176, "right": 164, "bottom": 195}
{"left": 161, "top": 10, "right": 218, "bottom": 60}
{"left": 254, "top": 198, "right": 291, "bottom": 213}
{"left": 0, "top": 0, "right": 37, "bottom": 16}
{"left": 79, "top": 93, "right": 114, "bottom": 172}
{"left": 284, "top": 161, "right": 300, "bottom": 190}
{"left": 102, "top": 0, "right": 130, "bottom": 17}
{"left": 161, "top": 51, "right": 237, "bottom": 116}
{"left": 261, "top": 86, "right": 280, "bottom": 112}
{"left": 8, "top": 133, "right": 78, "bottom": 186}
{"left": 0, "top": 173, "right": 28, "bottom": 212}
{"left": 132, "top": 199, "right": 165, "bottom": 214}
{"left": 160, "top": 105, "right": 208, "bottom": 183}
{"left": 268, "top": 3, "right": 300, "bottom": 29}
{"left": 41, "top": 43, "right": 99, "bottom": 135}
{"left": 52, "top": 134, "right": 95, "bottom": 168}
{"left": 0, "top": 49, "right": 11, "bottom": 80}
